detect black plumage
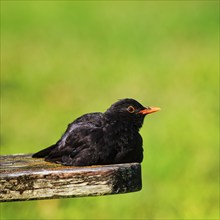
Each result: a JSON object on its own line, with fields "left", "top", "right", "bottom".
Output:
{"left": 32, "top": 98, "right": 160, "bottom": 166}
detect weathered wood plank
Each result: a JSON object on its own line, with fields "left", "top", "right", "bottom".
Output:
{"left": 0, "top": 154, "right": 142, "bottom": 202}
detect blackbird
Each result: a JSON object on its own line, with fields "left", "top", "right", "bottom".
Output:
{"left": 32, "top": 98, "right": 160, "bottom": 166}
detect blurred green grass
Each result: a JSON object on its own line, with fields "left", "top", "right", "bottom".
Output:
{"left": 1, "top": 1, "right": 219, "bottom": 219}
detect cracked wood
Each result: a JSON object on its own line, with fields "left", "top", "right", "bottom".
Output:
{"left": 0, "top": 154, "right": 142, "bottom": 202}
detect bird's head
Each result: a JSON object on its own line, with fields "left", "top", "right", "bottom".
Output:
{"left": 105, "top": 98, "right": 160, "bottom": 129}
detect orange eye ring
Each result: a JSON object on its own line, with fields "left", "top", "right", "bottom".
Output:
{"left": 127, "top": 106, "right": 135, "bottom": 113}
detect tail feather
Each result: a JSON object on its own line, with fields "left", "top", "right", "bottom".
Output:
{"left": 32, "top": 144, "right": 57, "bottom": 158}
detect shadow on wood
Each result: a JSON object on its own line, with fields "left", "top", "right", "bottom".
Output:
{"left": 0, "top": 154, "right": 142, "bottom": 202}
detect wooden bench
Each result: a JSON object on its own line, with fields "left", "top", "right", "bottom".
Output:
{"left": 0, "top": 154, "right": 142, "bottom": 202}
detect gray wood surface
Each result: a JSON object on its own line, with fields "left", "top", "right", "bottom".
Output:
{"left": 0, "top": 154, "right": 142, "bottom": 202}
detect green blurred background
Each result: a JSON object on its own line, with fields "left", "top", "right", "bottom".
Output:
{"left": 1, "top": 1, "right": 219, "bottom": 219}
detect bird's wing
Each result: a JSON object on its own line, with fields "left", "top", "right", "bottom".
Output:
{"left": 45, "top": 112, "right": 104, "bottom": 165}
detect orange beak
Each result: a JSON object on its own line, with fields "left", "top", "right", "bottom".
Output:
{"left": 139, "top": 107, "right": 161, "bottom": 115}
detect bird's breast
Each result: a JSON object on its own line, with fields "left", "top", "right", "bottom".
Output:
{"left": 103, "top": 123, "right": 140, "bottom": 150}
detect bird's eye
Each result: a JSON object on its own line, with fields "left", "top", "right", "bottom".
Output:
{"left": 127, "top": 106, "right": 135, "bottom": 113}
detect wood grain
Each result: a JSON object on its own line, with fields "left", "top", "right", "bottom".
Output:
{"left": 0, "top": 154, "right": 142, "bottom": 202}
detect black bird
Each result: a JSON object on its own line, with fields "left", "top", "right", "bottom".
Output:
{"left": 32, "top": 98, "right": 160, "bottom": 166}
